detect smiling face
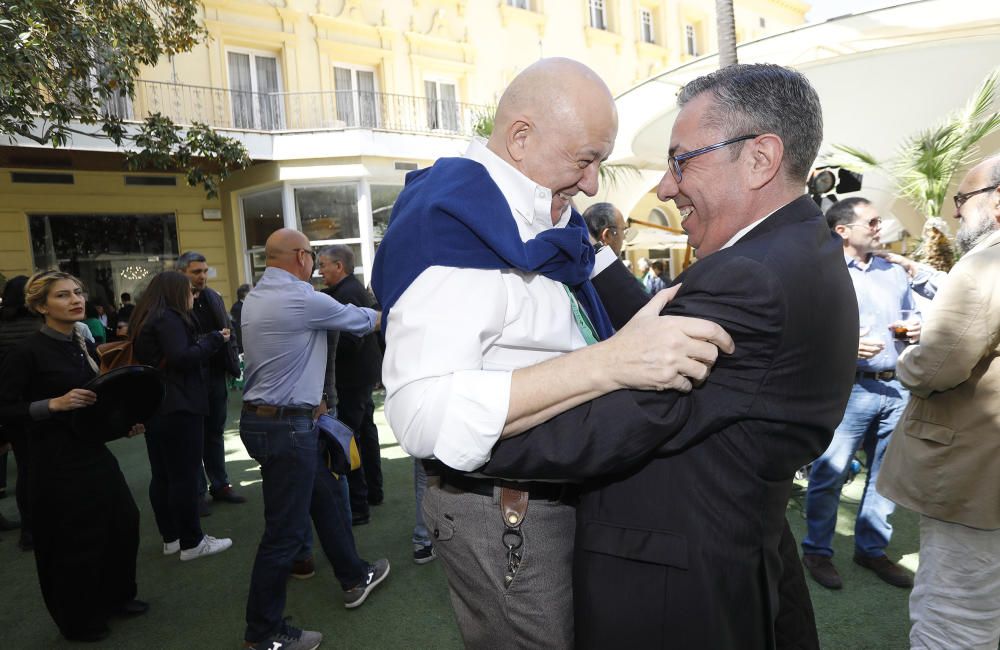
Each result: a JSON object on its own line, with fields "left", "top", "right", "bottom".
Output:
{"left": 656, "top": 93, "right": 751, "bottom": 257}
{"left": 317, "top": 255, "right": 346, "bottom": 287}
{"left": 36, "top": 278, "right": 87, "bottom": 326}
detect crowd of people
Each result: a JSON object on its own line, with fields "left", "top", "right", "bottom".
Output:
{"left": 0, "top": 58, "right": 998, "bottom": 650}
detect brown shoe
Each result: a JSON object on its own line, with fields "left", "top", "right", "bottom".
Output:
{"left": 853, "top": 553, "right": 913, "bottom": 588}
{"left": 802, "top": 553, "right": 843, "bottom": 589}
{"left": 291, "top": 556, "right": 315, "bottom": 580}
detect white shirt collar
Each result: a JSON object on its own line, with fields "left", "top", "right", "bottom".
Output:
{"left": 463, "top": 138, "right": 570, "bottom": 240}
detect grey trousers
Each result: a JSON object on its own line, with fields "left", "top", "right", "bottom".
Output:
{"left": 422, "top": 482, "right": 575, "bottom": 649}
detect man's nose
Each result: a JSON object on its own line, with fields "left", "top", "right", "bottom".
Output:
{"left": 579, "top": 165, "right": 599, "bottom": 196}
{"left": 656, "top": 170, "right": 678, "bottom": 202}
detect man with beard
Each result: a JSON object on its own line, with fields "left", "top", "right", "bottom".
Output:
{"left": 878, "top": 155, "right": 1000, "bottom": 650}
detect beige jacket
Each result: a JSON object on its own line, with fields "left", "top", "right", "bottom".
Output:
{"left": 878, "top": 229, "right": 1000, "bottom": 530}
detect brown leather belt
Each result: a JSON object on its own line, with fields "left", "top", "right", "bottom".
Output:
{"left": 242, "top": 402, "right": 315, "bottom": 419}
{"left": 439, "top": 470, "right": 567, "bottom": 502}
{"left": 857, "top": 370, "right": 896, "bottom": 382}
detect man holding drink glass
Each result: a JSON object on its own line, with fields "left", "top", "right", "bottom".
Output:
{"left": 801, "top": 197, "right": 919, "bottom": 590}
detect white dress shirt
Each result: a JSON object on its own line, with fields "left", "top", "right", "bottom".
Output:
{"left": 382, "top": 139, "right": 587, "bottom": 471}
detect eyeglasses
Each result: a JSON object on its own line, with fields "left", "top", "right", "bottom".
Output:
{"left": 623, "top": 226, "right": 636, "bottom": 242}
{"left": 953, "top": 184, "right": 999, "bottom": 210}
{"left": 844, "top": 217, "right": 882, "bottom": 230}
{"left": 667, "top": 134, "right": 760, "bottom": 183}
{"left": 293, "top": 247, "right": 317, "bottom": 264}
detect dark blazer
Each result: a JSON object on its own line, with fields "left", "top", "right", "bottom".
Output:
{"left": 324, "top": 275, "right": 382, "bottom": 388}
{"left": 192, "top": 287, "right": 241, "bottom": 377}
{"left": 134, "top": 309, "right": 224, "bottom": 416}
{"left": 482, "top": 196, "right": 858, "bottom": 649}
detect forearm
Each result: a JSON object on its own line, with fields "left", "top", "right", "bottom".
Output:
{"left": 502, "top": 342, "right": 617, "bottom": 436}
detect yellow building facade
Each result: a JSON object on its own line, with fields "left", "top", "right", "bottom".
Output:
{"left": 1, "top": 0, "right": 807, "bottom": 304}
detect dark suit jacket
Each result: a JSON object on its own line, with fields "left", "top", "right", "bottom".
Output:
{"left": 324, "top": 275, "right": 382, "bottom": 388}
{"left": 192, "top": 287, "right": 240, "bottom": 377}
{"left": 482, "top": 196, "right": 858, "bottom": 649}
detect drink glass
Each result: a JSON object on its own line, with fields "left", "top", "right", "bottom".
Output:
{"left": 893, "top": 309, "right": 916, "bottom": 341}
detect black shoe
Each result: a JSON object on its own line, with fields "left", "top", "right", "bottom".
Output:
{"left": 113, "top": 599, "right": 150, "bottom": 618}
{"left": 802, "top": 553, "right": 843, "bottom": 590}
{"left": 0, "top": 513, "right": 20, "bottom": 531}
{"left": 198, "top": 498, "right": 211, "bottom": 517}
{"left": 368, "top": 495, "right": 384, "bottom": 506}
{"left": 853, "top": 553, "right": 914, "bottom": 588}
{"left": 413, "top": 545, "right": 436, "bottom": 565}
{"left": 211, "top": 486, "right": 247, "bottom": 504}
{"left": 18, "top": 530, "right": 33, "bottom": 551}
{"left": 352, "top": 512, "right": 371, "bottom": 526}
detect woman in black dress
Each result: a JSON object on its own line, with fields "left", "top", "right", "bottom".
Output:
{"left": 131, "top": 271, "right": 233, "bottom": 560}
{"left": 0, "top": 271, "right": 146, "bottom": 642}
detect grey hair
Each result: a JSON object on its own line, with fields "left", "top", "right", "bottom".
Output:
{"left": 988, "top": 153, "right": 1000, "bottom": 188}
{"left": 677, "top": 63, "right": 823, "bottom": 183}
{"left": 582, "top": 202, "right": 619, "bottom": 240}
{"left": 176, "top": 251, "right": 207, "bottom": 271}
{"left": 319, "top": 244, "right": 355, "bottom": 275}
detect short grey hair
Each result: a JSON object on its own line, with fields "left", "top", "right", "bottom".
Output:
{"left": 582, "top": 202, "right": 619, "bottom": 240}
{"left": 319, "top": 244, "right": 355, "bottom": 275}
{"left": 988, "top": 153, "right": 1000, "bottom": 188}
{"left": 177, "top": 251, "right": 207, "bottom": 271}
{"left": 677, "top": 63, "right": 823, "bottom": 183}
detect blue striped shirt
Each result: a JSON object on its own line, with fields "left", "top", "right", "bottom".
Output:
{"left": 847, "top": 254, "right": 917, "bottom": 373}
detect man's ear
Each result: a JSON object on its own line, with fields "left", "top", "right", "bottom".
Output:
{"left": 746, "top": 134, "right": 783, "bottom": 190}
{"left": 506, "top": 119, "right": 531, "bottom": 163}
{"left": 833, "top": 224, "right": 850, "bottom": 241}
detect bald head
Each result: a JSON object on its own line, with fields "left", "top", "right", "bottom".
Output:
{"left": 488, "top": 58, "right": 618, "bottom": 224}
{"left": 265, "top": 228, "right": 315, "bottom": 281}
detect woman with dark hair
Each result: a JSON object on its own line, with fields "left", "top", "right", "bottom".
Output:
{"left": 0, "top": 270, "right": 146, "bottom": 642}
{"left": 82, "top": 301, "right": 107, "bottom": 344}
{"left": 0, "top": 275, "right": 42, "bottom": 547}
{"left": 131, "top": 270, "right": 233, "bottom": 561}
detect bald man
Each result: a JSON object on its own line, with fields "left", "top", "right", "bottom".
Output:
{"left": 373, "top": 58, "right": 730, "bottom": 648}
{"left": 239, "top": 229, "right": 388, "bottom": 650}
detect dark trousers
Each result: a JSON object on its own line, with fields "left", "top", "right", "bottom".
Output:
{"left": 2, "top": 428, "right": 32, "bottom": 532}
{"left": 338, "top": 384, "right": 382, "bottom": 515}
{"left": 240, "top": 413, "right": 368, "bottom": 643}
{"left": 33, "top": 449, "right": 138, "bottom": 640}
{"left": 199, "top": 372, "right": 231, "bottom": 496}
{"left": 145, "top": 410, "right": 205, "bottom": 549}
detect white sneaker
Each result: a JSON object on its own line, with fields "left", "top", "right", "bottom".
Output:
{"left": 163, "top": 539, "right": 180, "bottom": 555}
{"left": 179, "top": 535, "right": 232, "bottom": 561}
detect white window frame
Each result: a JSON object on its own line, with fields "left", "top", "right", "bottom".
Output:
{"left": 507, "top": 0, "right": 530, "bottom": 9}
{"left": 589, "top": 0, "right": 607, "bottom": 30}
{"left": 225, "top": 47, "right": 284, "bottom": 130}
{"left": 424, "top": 76, "right": 460, "bottom": 132}
{"left": 640, "top": 8, "right": 655, "bottom": 44}
{"left": 685, "top": 24, "right": 698, "bottom": 56}
{"left": 332, "top": 63, "right": 381, "bottom": 129}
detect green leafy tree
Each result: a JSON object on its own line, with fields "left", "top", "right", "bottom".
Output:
{"left": 0, "top": 0, "right": 250, "bottom": 197}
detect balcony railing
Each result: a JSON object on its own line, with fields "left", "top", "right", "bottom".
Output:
{"left": 128, "top": 80, "right": 491, "bottom": 137}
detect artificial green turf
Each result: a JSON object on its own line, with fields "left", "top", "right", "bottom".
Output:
{"left": 0, "top": 390, "right": 915, "bottom": 648}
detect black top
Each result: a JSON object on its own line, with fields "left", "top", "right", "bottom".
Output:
{"left": 324, "top": 275, "right": 382, "bottom": 388}
{"left": 0, "top": 329, "right": 109, "bottom": 468}
{"left": 0, "top": 312, "right": 43, "bottom": 365}
{"left": 192, "top": 287, "right": 240, "bottom": 377}
{"left": 117, "top": 303, "right": 135, "bottom": 326}
{"left": 133, "top": 309, "right": 224, "bottom": 416}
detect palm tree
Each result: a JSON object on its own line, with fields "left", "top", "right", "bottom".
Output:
{"left": 716, "top": 0, "right": 738, "bottom": 68}
{"left": 827, "top": 68, "right": 1000, "bottom": 221}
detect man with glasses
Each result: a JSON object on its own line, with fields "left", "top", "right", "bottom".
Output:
{"left": 239, "top": 229, "right": 388, "bottom": 650}
{"left": 582, "top": 202, "right": 632, "bottom": 256}
{"left": 480, "top": 63, "right": 859, "bottom": 647}
{"left": 878, "top": 155, "right": 1000, "bottom": 649}
{"left": 177, "top": 251, "right": 246, "bottom": 511}
{"left": 801, "top": 197, "right": 918, "bottom": 591}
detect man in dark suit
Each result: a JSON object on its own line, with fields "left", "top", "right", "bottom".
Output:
{"left": 481, "top": 63, "right": 859, "bottom": 648}
{"left": 317, "top": 245, "right": 384, "bottom": 525}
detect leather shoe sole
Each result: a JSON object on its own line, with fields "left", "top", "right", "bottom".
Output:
{"left": 802, "top": 553, "right": 843, "bottom": 590}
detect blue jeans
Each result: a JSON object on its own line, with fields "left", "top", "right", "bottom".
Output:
{"left": 802, "top": 377, "right": 909, "bottom": 558}
{"left": 412, "top": 458, "right": 431, "bottom": 549}
{"left": 240, "top": 412, "right": 367, "bottom": 643}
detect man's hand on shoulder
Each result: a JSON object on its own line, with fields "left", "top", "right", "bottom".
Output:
{"left": 599, "top": 286, "right": 735, "bottom": 393}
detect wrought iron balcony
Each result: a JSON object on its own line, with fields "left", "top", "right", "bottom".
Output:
{"left": 124, "top": 80, "right": 492, "bottom": 137}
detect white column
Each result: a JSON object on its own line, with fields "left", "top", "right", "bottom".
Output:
{"left": 357, "top": 177, "right": 374, "bottom": 286}
{"left": 281, "top": 181, "right": 298, "bottom": 230}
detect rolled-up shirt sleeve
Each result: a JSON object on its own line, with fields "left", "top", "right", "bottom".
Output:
{"left": 305, "top": 290, "right": 376, "bottom": 336}
{"left": 383, "top": 266, "right": 512, "bottom": 471}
